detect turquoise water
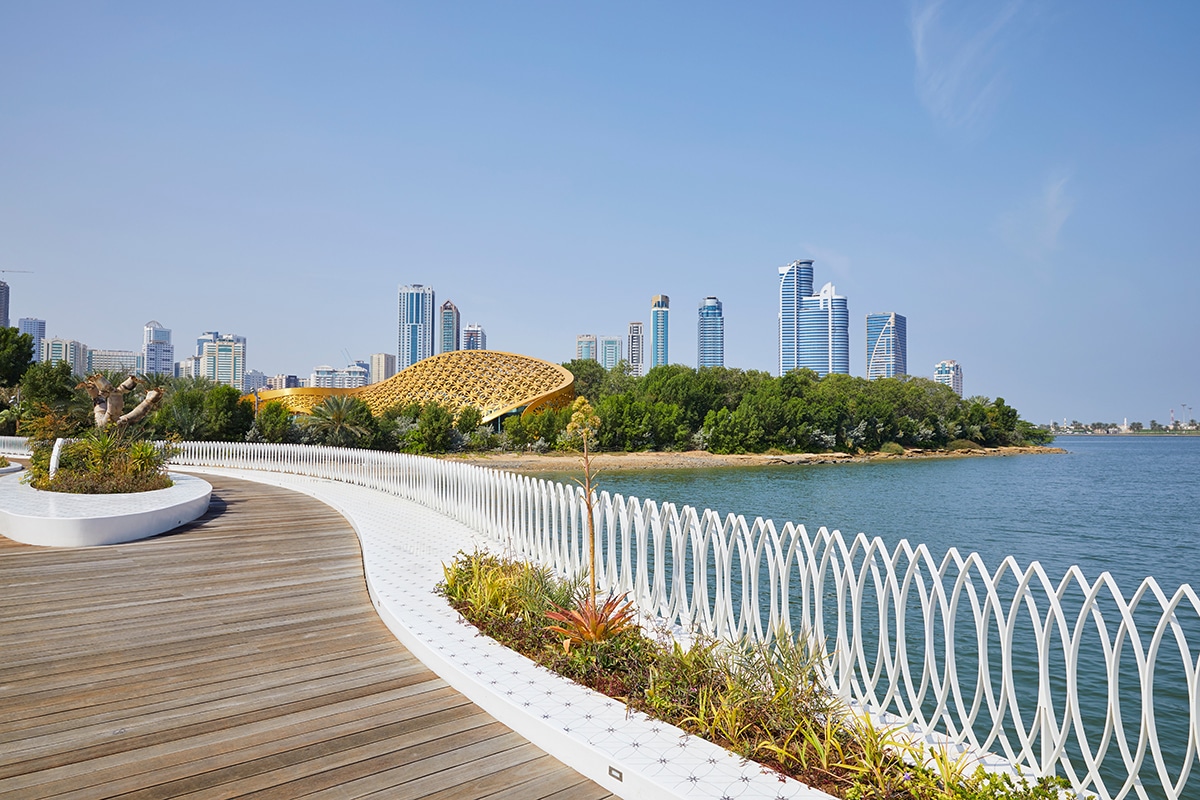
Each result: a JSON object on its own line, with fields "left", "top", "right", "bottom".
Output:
{"left": 534, "top": 436, "right": 1199, "bottom": 797}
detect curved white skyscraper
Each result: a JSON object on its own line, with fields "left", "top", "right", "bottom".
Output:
{"left": 866, "top": 312, "right": 907, "bottom": 379}
{"left": 778, "top": 260, "right": 813, "bottom": 375}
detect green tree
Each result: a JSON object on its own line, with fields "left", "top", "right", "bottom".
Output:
{"left": 302, "top": 396, "right": 375, "bottom": 448}
{"left": 157, "top": 388, "right": 208, "bottom": 439}
{"left": 0, "top": 327, "right": 34, "bottom": 386}
{"left": 203, "top": 385, "right": 255, "bottom": 441}
{"left": 416, "top": 402, "right": 455, "bottom": 453}
{"left": 249, "top": 400, "right": 296, "bottom": 443}
{"left": 563, "top": 359, "right": 607, "bottom": 403}
{"left": 20, "top": 360, "right": 81, "bottom": 409}
{"left": 455, "top": 405, "right": 483, "bottom": 434}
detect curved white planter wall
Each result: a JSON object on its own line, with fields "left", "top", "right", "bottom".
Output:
{"left": 0, "top": 472, "right": 211, "bottom": 547}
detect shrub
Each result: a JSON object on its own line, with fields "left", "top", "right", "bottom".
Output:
{"left": 947, "top": 438, "right": 984, "bottom": 451}
{"left": 878, "top": 441, "right": 905, "bottom": 455}
{"left": 24, "top": 426, "right": 175, "bottom": 494}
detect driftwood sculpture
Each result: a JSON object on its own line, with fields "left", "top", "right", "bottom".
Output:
{"left": 78, "top": 374, "right": 165, "bottom": 428}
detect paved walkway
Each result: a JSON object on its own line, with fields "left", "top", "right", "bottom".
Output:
{"left": 0, "top": 474, "right": 612, "bottom": 799}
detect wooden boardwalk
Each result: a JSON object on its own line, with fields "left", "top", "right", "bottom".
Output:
{"left": 0, "top": 475, "right": 613, "bottom": 799}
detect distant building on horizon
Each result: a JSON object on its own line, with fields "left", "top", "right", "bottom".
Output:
{"left": 243, "top": 369, "right": 268, "bottom": 392}
{"left": 369, "top": 352, "right": 396, "bottom": 384}
{"left": 193, "top": 332, "right": 247, "bottom": 390}
{"left": 463, "top": 323, "right": 486, "bottom": 351}
{"left": 0, "top": 281, "right": 8, "bottom": 328}
{"left": 650, "top": 295, "right": 669, "bottom": 369}
{"left": 19, "top": 318, "right": 46, "bottom": 363}
{"left": 398, "top": 284, "right": 436, "bottom": 369}
{"left": 779, "top": 260, "right": 848, "bottom": 377}
{"left": 866, "top": 312, "right": 907, "bottom": 379}
{"left": 627, "top": 321, "right": 644, "bottom": 377}
{"left": 310, "top": 363, "right": 368, "bottom": 389}
{"left": 598, "top": 336, "right": 622, "bottom": 370}
{"left": 42, "top": 338, "right": 88, "bottom": 376}
{"left": 934, "top": 359, "right": 963, "bottom": 396}
{"left": 575, "top": 334, "right": 597, "bottom": 361}
{"left": 142, "top": 320, "right": 174, "bottom": 376}
{"left": 87, "top": 349, "right": 142, "bottom": 374}
{"left": 697, "top": 296, "right": 724, "bottom": 368}
{"left": 439, "top": 300, "right": 460, "bottom": 354}
{"left": 267, "top": 374, "right": 300, "bottom": 390}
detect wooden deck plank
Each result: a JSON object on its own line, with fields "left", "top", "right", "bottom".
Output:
{"left": 0, "top": 475, "right": 606, "bottom": 799}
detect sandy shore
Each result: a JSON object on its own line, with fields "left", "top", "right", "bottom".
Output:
{"left": 439, "top": 445, "right": 1066, "bottom": 473}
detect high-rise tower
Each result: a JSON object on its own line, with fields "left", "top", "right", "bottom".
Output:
{"left": 439, "top": 300, "right": 460, "bottom": 353}
{"left": 778, "top": 260, "right": 814, "bottom": 375}
{"left": 697, "top": 296, "right": 724, "bottom": 368}
{"left": 598, "top": 336, "right": 622, "bottom": 370}
{"left": 797, "top": 283, "right": 849, "bottom": 377}
{"left": 142, "top": 321, "right": 174, "bottom": 376}
{"left": 0, "top": 281, "right": 9, "bottom": 328}
{"left": 650, "top": 295, "right": 669, "bottom": 369}
{"left": 627, "top": 321, "right": 644, "bottom": 377}
{"left": 398, "top": 284, "right": 435, "bottom": 369}
{"left": 576, "top": 334, "right": 597, "bottom": 361}
{"left": 369, "top": 352, "right": 396, "bottom": 384}
{"left": 463, "top": 324, "right": 486, "bottom": 351}
{"left": 934, "top": 360, "right": 963, "bottom": 396}
{"left": 196, "top": 332, "right": 247, "bottom": 390}
{"left": 19, "top": 318, "right": 46, "bottom": 363}
{"left": 866, "top": 312, "right": 907, "bottom": 379}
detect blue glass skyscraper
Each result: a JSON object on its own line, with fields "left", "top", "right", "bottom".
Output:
{"left": 865, "top": 312, "right": 907, "bottom": 379}
{"left": 397, "top": 284, "right": 435, "bottom": 369}
{"left": 650, "top": 295, "right": 669, "bottom": 369}
{"left": 780, "top": 261, "right": 848, "bottom": 377}
{"left": 797, "top": 283, "right": 849, "bottom": 376}
{"left": 778, "top": 260, "right": 814, "bottom": 375}
{"left": 697, "top": 296, "right": 724, "bottom": 368}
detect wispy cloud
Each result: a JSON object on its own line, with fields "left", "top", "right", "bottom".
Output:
{"left": 998, "top": 170, "right": 1075, "bottom": 259}
{"left": 909, "top": 0, "right": 1024, "bottom": 131}
{"left": 801, "top": 243, "right": 852, "bottom": 281}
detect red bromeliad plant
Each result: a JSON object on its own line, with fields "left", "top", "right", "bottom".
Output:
{"left": 545, "top": 592, "right": 637, "bottom": 653}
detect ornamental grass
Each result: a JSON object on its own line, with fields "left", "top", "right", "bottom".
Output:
{"left": 438, "top": 551, "right": 1076, "bottom": 800}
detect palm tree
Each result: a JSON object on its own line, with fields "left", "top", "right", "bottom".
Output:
{"left": 302, "top": 396, "right": 373, "bottom": 448}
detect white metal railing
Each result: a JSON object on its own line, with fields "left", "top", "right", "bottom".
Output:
{"left": 13, "top": 437, "right": 1191, "bottom": 800}
{"left": 0, "top": 436, "right": 31, "bottom": 458}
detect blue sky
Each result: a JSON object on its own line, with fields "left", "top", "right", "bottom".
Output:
{"left": 2, "top": 2, "right": 1198, "bottom": 425}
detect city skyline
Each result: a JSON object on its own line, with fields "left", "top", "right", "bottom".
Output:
{"left": 2, "top": 5, "right": 1197, "bottom": 423}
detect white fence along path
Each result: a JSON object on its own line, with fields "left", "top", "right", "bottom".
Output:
{"left": 2, "top": 436, "right": 1195, "bottom": 800}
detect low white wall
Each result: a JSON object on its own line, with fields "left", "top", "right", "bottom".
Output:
{"left": 0, "top": 472, "right": 211, "bottom": 547}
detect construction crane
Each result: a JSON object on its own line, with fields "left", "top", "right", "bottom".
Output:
{"left": 0, "top": 270, "right": 33, "bottom": 275}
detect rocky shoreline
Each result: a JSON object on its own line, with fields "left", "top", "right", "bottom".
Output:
{"left": 440, "top": 445, "right": 1066, "bottom": 473}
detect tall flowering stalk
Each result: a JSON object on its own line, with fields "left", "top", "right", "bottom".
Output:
{"left": 565, "top": 396, "right": 601, "bottom": 603}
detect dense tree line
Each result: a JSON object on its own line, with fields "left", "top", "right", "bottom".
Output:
{"left": 548, "top": 360, "right": 1051, "bottom": 453}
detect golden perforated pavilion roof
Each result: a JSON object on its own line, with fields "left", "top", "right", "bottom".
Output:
{"left": 247, "top": 350, "right": 574, "bottom": 423}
